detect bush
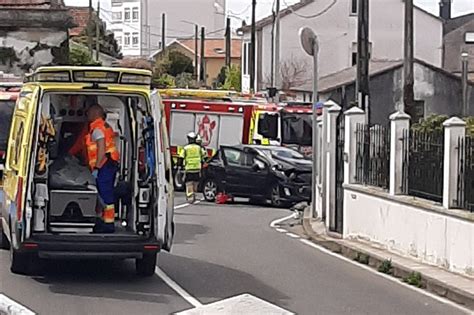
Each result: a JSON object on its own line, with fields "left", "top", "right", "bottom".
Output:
{"left": 411, "top": 114, "right": 474, "bottom": 135}
{"left": 153, "top": 74, "right": 175, "bottom": 88}
{"left": 69, "top": 46, "right": 101, "bottom": 66}
{"left": 403, "top": 272, "right": 423, "bottom": 288}
{"left": 378, "top": 259, "right": 393, "bottom": 274}
{"left": 175, "top": 73, "right": 198, "bottom": 89}
{"left": 222, "top": 65, "right": 241, "bottom": 91}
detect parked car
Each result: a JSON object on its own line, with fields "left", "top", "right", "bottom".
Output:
{"left": 201, "top": 145, "right": 311, "bottom": 207}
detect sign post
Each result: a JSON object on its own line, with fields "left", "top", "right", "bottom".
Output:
{"left": 299, "top": 27, "right": 319, "bottom": 218}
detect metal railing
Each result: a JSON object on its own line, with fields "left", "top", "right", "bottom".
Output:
{"left": 355, "top": 124, "right": 390, "bottom": 189}
{"left": 456, "top": 136, "right": 474, "bottom": 212}
{"left": 402, "top": 130, "right": 444, "bottom": 202}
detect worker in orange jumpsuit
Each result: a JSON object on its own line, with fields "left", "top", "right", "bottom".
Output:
{"left": 85, "top": 104, "right": 120, "bottom": 233}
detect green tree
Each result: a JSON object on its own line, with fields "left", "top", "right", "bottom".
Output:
{"left": 411, "top": 114, "right": 474, "bottom": 135}
{"left": 175, "top": 72, "right": 198, "bottom": 88}
{"left": 222, "top": 65, "right": 241, "bottom": 91}
{"left": 167, "top": 50, "right": 194, "bottom": 77}
{"left": 69, "top": 45, "right": 101, "bottom": 66}
{"left": 216, "top": 66, "right": 227, "bottom": 87}
{"left": 153, "top": 73, "right": 175, "bottom": 88}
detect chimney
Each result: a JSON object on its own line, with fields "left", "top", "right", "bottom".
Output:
{"left": 439, "top": 0, "right": 452, "bottom": 20}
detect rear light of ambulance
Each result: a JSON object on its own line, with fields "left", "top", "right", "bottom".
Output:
{"left": 138, "top": 147, "right": 146, "bottom": 174}
{"left": 144, "top": 245, "right": 159, "bottom": 251}
{"left": 16, "top": 177, "right": 23, "bottom": 221}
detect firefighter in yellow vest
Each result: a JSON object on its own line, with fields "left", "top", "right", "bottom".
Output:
{"left": 178, "top": 132, "right": 206, "bottom": 203}
{"left": 86, "top": 104, "right": 120, "bottom": 233}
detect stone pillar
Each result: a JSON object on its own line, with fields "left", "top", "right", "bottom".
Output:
{"left": 389, "top": 111, "right": 411, "bottom": 196}
{"left": 344, "top": 107, "right": 366, "bottom": 185}
{"left": 326, "top": 102, "right": 341, "bottom": 230}
{"left": 320, "top": 101, "right": 334, "bottom": 221}
{"left": 443, "top": 117, "right": 467, "bottom": 209}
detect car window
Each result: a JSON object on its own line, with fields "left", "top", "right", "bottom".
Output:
{"left": 223, "top": 148, "right": 242, "bottom": 166}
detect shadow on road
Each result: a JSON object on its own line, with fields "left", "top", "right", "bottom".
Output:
{"left": 160, "top": 253, "right": 291, "bottom": 307}
{"left": 172, "top": 222, "right": 209, "bottom": 246}
{"left": 30, "top": 260, "right": 174, "bottom": 304}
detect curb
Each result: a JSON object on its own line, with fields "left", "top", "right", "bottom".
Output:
{"left": 301, "top": 216, "right": 474, "bottom": 310}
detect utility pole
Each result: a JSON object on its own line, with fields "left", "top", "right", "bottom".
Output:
{"left": 462, "top": 52, "right": 469, "bottom": 116}
{"left": 162, "top": 13, "right": 166, "bottom": 54}
{"left": 274, "top": 0, "right": 281, "bottom": 102}
{"left": 250, "top": 0, "right": 256, "bottom": 93}
{"left": 403, "top": 0, "right": 414, "bottom": 114}
{"left": 225, "top": 17, "right": 231, "bottom": 68}
{"left": 194, "top": 24, "right": 199, "bottom": 81}
{"left": 88, "top": 0, "right": 93, "bottom": 58}
{"left": 95, "top": 0, "right": 100, "bottom": 62}
{"left": 356, "top": 0, "right": 370, "bottom": 122}
{"left": 200, "top": 26, "right": 206, "bottom": 86}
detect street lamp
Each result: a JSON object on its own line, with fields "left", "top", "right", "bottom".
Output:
{"left": 461, "top": 52, "right": 469, "bottom": 116}
{"left": 299, "top": 27, "right": 319, "bottom": 218}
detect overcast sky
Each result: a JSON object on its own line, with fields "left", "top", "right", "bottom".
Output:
{"left": 65, "top": 0, "right": 474, "bottom": 27}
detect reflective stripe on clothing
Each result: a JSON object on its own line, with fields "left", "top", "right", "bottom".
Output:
{"left": 85, "top": 118, "right": 120, "bottom": 170}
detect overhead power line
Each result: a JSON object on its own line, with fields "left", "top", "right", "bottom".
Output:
{"left": 282, "top": 0, "right": 337, "bottom": 19}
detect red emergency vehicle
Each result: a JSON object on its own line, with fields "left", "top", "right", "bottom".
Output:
{"left": 159, "top": 89, "right": 263, "bottom": 189}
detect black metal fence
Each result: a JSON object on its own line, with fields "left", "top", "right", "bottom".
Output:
{"left": 402, "top": 130, "right": 444, "bottom": 202}
{"left": 355, "top": 124, "right": 390, "bottom": 189}
{"left": 456, "top": 136, "right": 474, "bottom": 212}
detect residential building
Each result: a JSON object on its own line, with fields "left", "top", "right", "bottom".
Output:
{"left": 151, "top": 38, "right": 241, "bottom": 86}
{"left": 239, "top": 0, "right": 443, "bottom": 94}
{"left": 0, "top": 0, "right": 73, "bottom": 75}
{"left": 440, "top": 1, "right": 474, "bottom": 80}
{"left": 110, "top": 0, "right": 226, "bottom": 57}
{"left": 290, "top": 59, "right": 474, "bottom": 123}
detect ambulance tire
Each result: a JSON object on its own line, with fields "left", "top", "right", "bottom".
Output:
{"left": 136, "top": 253, "right": 157, "bottom": 277}
{"left": 1, "top": 228, "right": 10, "bottom": 250}
{"left": 10, "top": 249, "right": 30, "bottom": 275}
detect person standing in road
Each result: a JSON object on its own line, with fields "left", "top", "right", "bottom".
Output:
{"left": 178, "top": 132, "right": 206, "bottom": 203}
{"left": 85, "top": 104, "right": 120, "bottom": 233}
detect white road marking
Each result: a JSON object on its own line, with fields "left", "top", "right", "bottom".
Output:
{"left": 275, "top": 228, "right": 288, "bottom": 233}
{"left": 269, "top": 213, "right": 297, "bottom": 228}
{"left": 155, "top": 267, "right": 203, "bottom": 308}
{"left": 175, "top": 293, "right": 294, "bottom": 315}
{"left": 298, "top": 239, "right": 473, "bottom": 314}
{"left": 286, "top": 232, "right": 300, "bottom": 239}
{"left": 174, "top": 200, "right": 202, "bottom": 210}
{"left": 0, "top": 294, "right": 36, "bottom": 315}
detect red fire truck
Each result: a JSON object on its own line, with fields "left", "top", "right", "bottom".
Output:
{"left": 159, "top": 89, "right": 263, "bottom": 189}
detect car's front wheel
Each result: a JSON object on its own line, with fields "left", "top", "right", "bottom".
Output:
{"left": 203, "top": 179, "right": 218, "bottom": 202}
{"left": 269, "top": 184, "right": 283, "bottom": 207}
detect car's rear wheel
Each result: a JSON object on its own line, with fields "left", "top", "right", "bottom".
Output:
{"left": 136, "top": 253, "right": 157, "bottom": 277}
{"left": 203, "top": 179, "right": 218, "bottom": 202}
{"left": 174, "top": 169, "right": 185, "bottom": 191}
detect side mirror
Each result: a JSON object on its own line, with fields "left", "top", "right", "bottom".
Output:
{"left": 252, "top": 162, "right": 264, "bottom": 171}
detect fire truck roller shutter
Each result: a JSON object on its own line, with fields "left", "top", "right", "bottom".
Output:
{"left": 170, "top": 112, "right": 195, "bottom": 147}
{"left": 218, "top": 115, "right": 244, "bottom": 146}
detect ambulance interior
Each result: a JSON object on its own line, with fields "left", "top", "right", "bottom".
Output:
{"left": 32, "top": 93, "right": 154, "bottom": 236}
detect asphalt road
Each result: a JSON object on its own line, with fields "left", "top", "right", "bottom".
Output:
{"left": 0, "top": 193, "right": 469, "bottom": 315}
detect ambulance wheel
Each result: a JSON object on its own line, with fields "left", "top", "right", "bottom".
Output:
{"left": 1, "top": 228, "right": 10, "bottom": 250}
{"left": 136, "top": 253, "right": 157, "bottom": 277}
{"left": 10, "top": 248, "right": 30, "bottom": 274}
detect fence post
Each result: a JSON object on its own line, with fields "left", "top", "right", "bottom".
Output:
{"left": 321, "top": 101, "right": 334, "bottom": 221}
{"left": 389, "top": 111, "right": 410, "bottom": 196}
{"left": 326, "top": 101, "right": 341, "bottom": 230}
{"left": 314, "top": 115, "right": 324, "bottom": 219}
{"left": 443, "top": 117, "right": 466, "bottom": 209}
{"left": 344, "top": 107, "right": 366, "bottom": 185}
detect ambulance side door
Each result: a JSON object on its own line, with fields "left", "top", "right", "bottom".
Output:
{"left": 151, "top": 90, "right": 174, "bottom": 251}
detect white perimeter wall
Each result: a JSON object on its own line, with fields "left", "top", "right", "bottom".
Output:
{"left": 343, "top": 186, "right": 473, "bottom": 276}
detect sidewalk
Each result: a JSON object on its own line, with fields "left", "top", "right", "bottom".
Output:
{"left": 293, "top": 209, "right": 474, "bottom": 311}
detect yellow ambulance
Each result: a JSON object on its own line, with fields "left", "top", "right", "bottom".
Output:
{"left": 0, "top": 66, "right": 174, "bottom": 276}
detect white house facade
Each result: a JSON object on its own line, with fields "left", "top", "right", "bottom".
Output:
{"left": 110, "top": 0, "right": 226, "bottom": 57}
{"left": 240, "top": 0, "right": 443, "bottom": 94}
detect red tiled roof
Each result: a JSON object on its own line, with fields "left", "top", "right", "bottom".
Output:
{"left": 178, "top": 38, "right": 242, "bottom": 59}
{"left": 68, "top": 6, "right": 91, "bottom": 37}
